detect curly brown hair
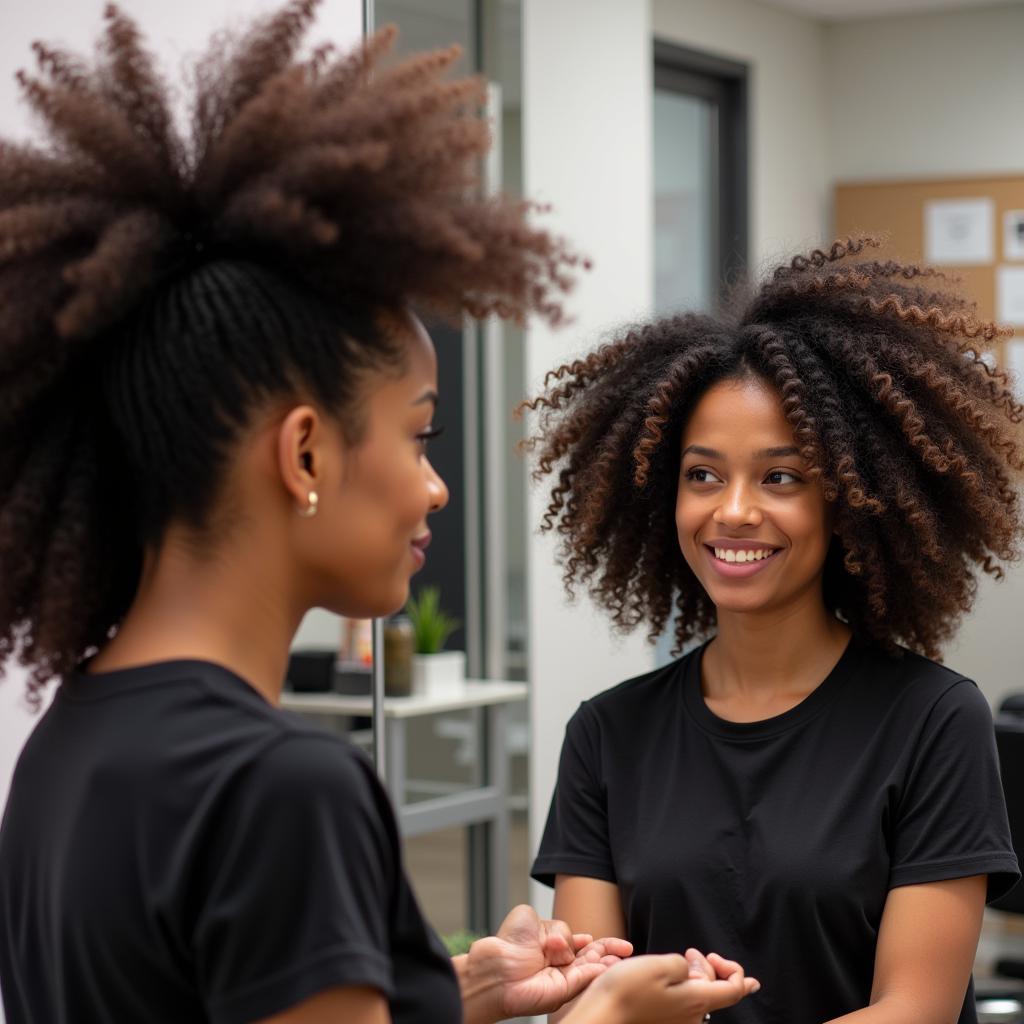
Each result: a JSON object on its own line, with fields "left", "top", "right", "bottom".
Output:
{"left": 0, "top": 1, "right": 581, "bottom": 703}
{"left": 524, "top": 238, "right": 1024, "bottom": 660}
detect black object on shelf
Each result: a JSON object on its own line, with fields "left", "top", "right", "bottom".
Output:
{"left": 286, "top": 649, "right": 336, "bottom": 693}
{"left": 994, "top": 961, "right": 1024, "bottom": 983}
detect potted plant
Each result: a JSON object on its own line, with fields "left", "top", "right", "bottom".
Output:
{"left": 406, "top": 586, "right": 465, "bottom": 695}
{"left": 442, "top": 930, "right": 481, "bottom": 956}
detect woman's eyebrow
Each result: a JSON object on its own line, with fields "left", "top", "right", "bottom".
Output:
{"left": 413, "top": 389, "right": 438, "bottom": 408}
{"left": 681, "top": 444, "right": 801, "bottom": 459}
{"left": 756, "top": 445, "right": 801, "bottom": 459}
{"left": 681, "top": 444, "right": 722, "bottom": 458}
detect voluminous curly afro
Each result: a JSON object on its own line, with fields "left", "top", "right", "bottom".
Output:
{"left": 524, "top": 238, "right": 1024, "bottom": 659}
{"left": 0, "top": 1, "right": 582, "bottom": 702}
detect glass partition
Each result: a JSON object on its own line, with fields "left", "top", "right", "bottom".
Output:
{"left": 285, "top": 0, "right": 529, "bottom": 944}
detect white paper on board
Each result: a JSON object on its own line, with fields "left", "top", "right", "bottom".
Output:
{"left": 1005, "top": 211, "right": 1024, "bottom": 261}
{"left": 924, "top": 198, "right": 994, "bottom": 265}
{"left": 1006, "top": 338, "right": 1024, "bottom": 401}
{"left": 998, "top": 266, "right": 1024, "bottom": 326}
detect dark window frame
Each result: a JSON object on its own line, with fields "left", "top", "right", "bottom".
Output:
{"left": 653, "top": 40, "right": 749, "bottom": 297}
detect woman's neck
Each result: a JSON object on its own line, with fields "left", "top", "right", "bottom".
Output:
{"left": 88, "top": 528, "right": 304, "bottom": 705}
{"left": 702, "top": 591, "right": 851, "bottom": 716}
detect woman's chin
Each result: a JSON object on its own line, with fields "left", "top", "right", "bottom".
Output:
{"left": 706, "top": 588, "right": 773, "bottom": 616}
{"left": 326, "top": 584, "right": 410, "bottom": 622}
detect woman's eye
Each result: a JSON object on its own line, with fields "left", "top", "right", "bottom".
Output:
{"left": 766, "top": 469, "right": 800, "bottom": 485}
{"left": 417, "top": 426, "right": 444, "bottom": 451}
{"left": 686, "top": 467, "right": 719, "bottom": 484}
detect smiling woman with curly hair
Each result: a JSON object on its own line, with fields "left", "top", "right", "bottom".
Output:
{"left": 0, "top": 5, "right": 762, "bottom": 1024}
{"left": 528, "top": 237, "right": 1023, "bottom": 1024}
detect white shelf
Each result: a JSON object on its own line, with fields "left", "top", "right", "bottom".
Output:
{"left": 280, "top": 680, "right": 528, "bottom": 719}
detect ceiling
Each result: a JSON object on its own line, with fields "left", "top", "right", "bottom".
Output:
{"left": 756, "top": 0, "right": 1023, "bottom": 19}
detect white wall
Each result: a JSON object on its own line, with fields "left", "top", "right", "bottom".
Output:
{"left": 0, "top": 666, "right": 40, "bottom": 820}
{"left": 827, "top": 4, "right": 1024, "bottom": 183}
{"left": 522, "top": 0, "right": 656, "bottom": 913}
{"left": 0, "top": 0, "right": 362, "bottom": 142}
{"left": 823, "top": 3, "right": 1024, "bottom": 707}
{"left": 652, "top": 0, "right": 831, "bottom": 269}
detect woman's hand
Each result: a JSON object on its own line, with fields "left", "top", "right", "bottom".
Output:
{"left": 565, "top": 950, "right": 760, "bottom": 1024}
{"left": 456, "top": 903, "right": 633, "bottom": 1023}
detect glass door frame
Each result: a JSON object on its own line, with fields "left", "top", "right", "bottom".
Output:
{"left": 365, "top": 0, "right": 524, "bottom": 937}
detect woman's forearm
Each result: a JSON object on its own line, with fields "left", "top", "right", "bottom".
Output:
{"left": 560, "top": 996, "right": 625, "bottom": 1024}
{"left": 548, "top": 995, "right": 580, "bottom": 1024}
{"left": 826, "top": 996, "right": 948, "bottom": 1024}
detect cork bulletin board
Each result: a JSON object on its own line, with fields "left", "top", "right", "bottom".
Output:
{"left": 834, "top": 175, "right": 1024, "bottom": 372}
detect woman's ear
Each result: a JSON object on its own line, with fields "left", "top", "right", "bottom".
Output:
{"left": 276, "top": 405, "right": 328, "bottom": 515}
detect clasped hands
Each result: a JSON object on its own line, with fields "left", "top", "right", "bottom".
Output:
{"left": 455, "top": 904, "right": 759, "bottom": 1024}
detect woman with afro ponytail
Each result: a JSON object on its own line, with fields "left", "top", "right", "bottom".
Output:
{"left": 529, "top": 238, "right": 1023, "bottom": 1024}
{"left": 0, "top": 5, "right": 760, "bottom": 1023}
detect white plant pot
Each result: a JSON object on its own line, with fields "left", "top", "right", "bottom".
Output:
{"left": 411, "top": 651, "right": 466, "bottom": 696}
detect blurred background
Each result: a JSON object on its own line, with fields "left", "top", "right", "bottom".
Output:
{"left": 1, "top": 0, "right": 1023, "bottom": 1020}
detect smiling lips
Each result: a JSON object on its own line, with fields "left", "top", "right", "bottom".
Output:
{"left": 410, "top": 532, "right": 431, "bottom": 570}
{"left": 712, "top": 546, "right": 775, "bottom": 564}
{"left": 704, "top": 540, "right": 781, "bottom": 578}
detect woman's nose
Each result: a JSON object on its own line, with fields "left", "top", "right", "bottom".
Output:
{"left": 712, "top": 481, "right": 762, "bottom": 528}
{"left": 426, "top": 457, "right": 449, "bottom": 513}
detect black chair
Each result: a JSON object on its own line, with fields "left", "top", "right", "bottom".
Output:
{"left": 991, "top": 714, "right": 1024, "bottom": 963}
{"left": 974, "top": 704, "right": 1024, "bottom": 1021}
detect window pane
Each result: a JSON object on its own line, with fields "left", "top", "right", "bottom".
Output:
{"left": 375, "top": 0, "right": 473, "bottom": 69}
{"left": 653, "top": 89, "right": 715, "bottom": 316}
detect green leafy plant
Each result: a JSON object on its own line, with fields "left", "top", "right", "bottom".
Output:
{"left": 406, "top": 586, "right": 461, "bottom": 654}
{"left": 442, "top": 930, "right": 480, "bottom": 956}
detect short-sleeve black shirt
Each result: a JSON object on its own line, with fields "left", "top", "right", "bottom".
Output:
{"left": 532, "top": 640, "right": 1019, "bottom": 1024}
{"left": 0, "top": 660, "right": 462, "bottom": 1024}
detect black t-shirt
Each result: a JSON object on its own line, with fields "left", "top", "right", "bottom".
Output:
{"left": 0, "top": 660, "right": 462, "bottom": 1024}
{"left": 532, "top": 640, "right": 1019, "bottom": 1024}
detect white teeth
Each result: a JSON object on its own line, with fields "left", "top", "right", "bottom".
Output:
{"left": 714, "top": 547, "right": 775, "bottom": 564}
